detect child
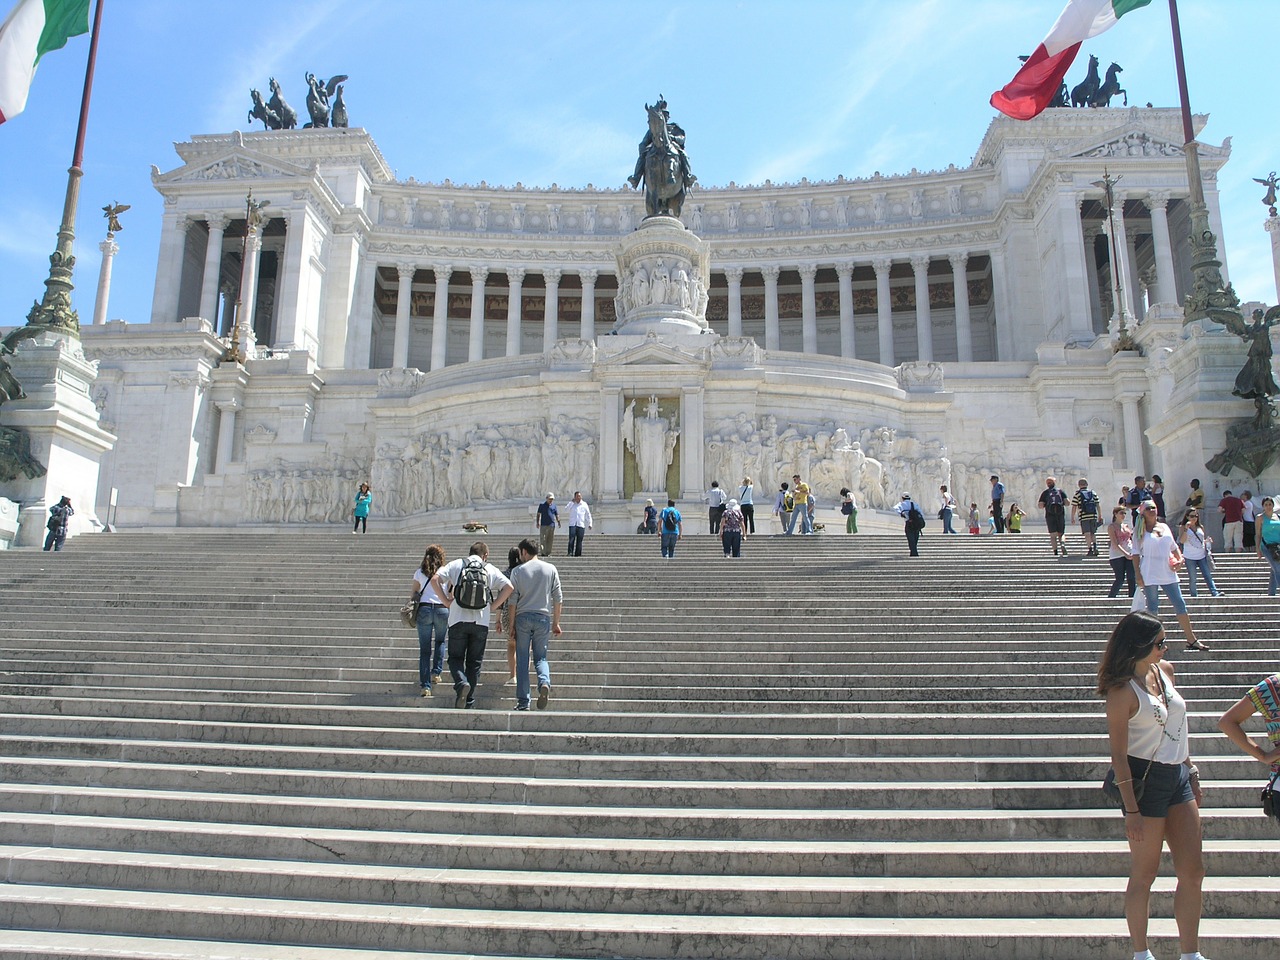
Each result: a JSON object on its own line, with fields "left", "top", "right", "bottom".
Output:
{"left": 987, "top": 504, "right": 999, "bottom": 535}
{"left": 968, "top": 502, "right": 981, "bottom": 536}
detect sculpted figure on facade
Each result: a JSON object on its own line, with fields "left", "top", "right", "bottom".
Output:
{"left": 623, "top": 395, "right": 678, "bottom": 491}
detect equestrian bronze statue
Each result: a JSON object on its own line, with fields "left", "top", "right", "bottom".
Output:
{"left": 627, "top": 96, "right": 696, "bottom": 219}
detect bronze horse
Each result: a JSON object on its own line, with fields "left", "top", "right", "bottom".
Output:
{"left": 247, "top": 89, "right": 281, "bottom": 131}
{"left": 1070, "top": 55, "right": 1099, "bottom": 108}
{"left": 1089, "top": 63, "right": 1127, "bottom": 108}
{"left": 268, "top": 77, "right": 297, "bottom": 130}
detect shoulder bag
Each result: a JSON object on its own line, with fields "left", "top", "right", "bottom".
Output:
{"left": 1102, "top": 669, "right": 1176, "bottom": 809}
{"left": 400, "top": 576, "right": 425, "bottom": 629}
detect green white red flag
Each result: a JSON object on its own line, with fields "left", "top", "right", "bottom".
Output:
{"left": 0, "top": 0, "right": 90, "bottom": 125}
{"left": 991, "top": 0, "right": 1151, "bottom": 120}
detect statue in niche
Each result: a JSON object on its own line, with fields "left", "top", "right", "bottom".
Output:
{"left": 622, "top": 395, "right": 678, "bottom": 492}
{"left": 626, "top": 95, "right": 696, "bottom": 218}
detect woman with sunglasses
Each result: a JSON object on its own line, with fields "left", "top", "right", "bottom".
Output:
{"left": 1098, "top": 612, "right": 1209, "bottom": 960}
{"left": 1177, "top": 509, "right": 1223, "bottom": 598}
{"left": 1256, "top": 496, "right": 1280, "bottom": 596}
{"left": 1134, "top": 501, "right": 1208, "bottom": 651}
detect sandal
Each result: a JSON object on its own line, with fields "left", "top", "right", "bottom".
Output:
{"left": 1186, "top": 641, "right": 1210, "bottom": 652}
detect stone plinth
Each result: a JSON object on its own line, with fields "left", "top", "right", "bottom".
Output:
{"left": 611, "top": 216, "right": 711, "bottom": 336}
{"left": 0, "top": 331, "right": 115, "bottom": 545}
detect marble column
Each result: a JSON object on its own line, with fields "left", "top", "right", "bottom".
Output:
{"left": 836, "top": 261, "right": 855, "bottom": 359}
{"left": 1126, "top": 233, "right": 1142, "bottom": 322}
{"left": 1061, "top": 192, "right": 1094, "bottom": 342}
{"left": 724, "top": 267, "right": 744, "bottom": 338}
{"left": 948, "top": 252, "right": 972, "bottom": 363}
{"left": 873, "top": 256, "right": 894, "bottom": 366}
{"left": 1145, "top": 192, "right": 1178, "bottom": 306}
{"left": 346, "top": 258, "right": 379, "bottom": 370}
{"left": 679, "top": 387, "right": 704, "bottom": 500}
{"left": 219, "top": 280, "right": 238, "bottom": 337}
{"left": 91, "top": 236, "right": 119, "bottom": 326}
{"left": 543, "top": 268, "right": 561, "bottom": 347}
{"left": 599, "top": 387, "right": 623, "bottom": 500}
{"left": 150, "top": 211, "right": 189, "bottom": 323}
{"left": 761, "top": 265, "right": 781, "bottom": 351}
{"left": 910, "top": 254, "right": 933, "bottom": 363}
{"left": 214, "top": 401, "right": 238, "bottom": 473}
{"left": 468, "top": 266, "right": 489, "bottom": 363}
{"left": 579, "top": 269, "right": 598, "bottom": 341}
{"left": 1267, "top": 215, "right": 1280, "bottom": 304}
{"left": 1083, "top": 225, "right": 1104, "bottom": 332}
{"left": 1119, "top": 394, "right": 1144, "bottom": 474}
{"left": 798, "top": 264, "right": 819, "bottom": 354}
{"left": 505, "top": 267, "right": 525, "bottom": 357}
{"left": 430, "top": 264, "right": 452, "bottom": 371}
{"left": 235, "top": 222, "right": 265, "bottom": 354}
{"left": 1204, "top": 182, "right": 1230, "bottom": 285}
{"left": 197, "top": 215, "right": 228, "bottom": 325}
{"left": 392, "top": 263, "right": 414, "bottom": 368}
{"left": 989, "top": 247, "right": 1012, "bottom": 361}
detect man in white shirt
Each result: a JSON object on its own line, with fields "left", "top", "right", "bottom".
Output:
{"left": 566, "top": 491, "right": 593, "bottom": 557}
{"left": 894, "top": 493, "right": 924, "bottom": 556}
{"left": 703, "top": 481, "right": 728, "bottom": 534}
{"left": 437, "top": 541, "right": 514, "bottom": 709}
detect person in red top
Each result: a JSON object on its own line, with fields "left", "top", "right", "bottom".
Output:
{"left": 1219, "top": 490, "right": 1245, "bottom": 553}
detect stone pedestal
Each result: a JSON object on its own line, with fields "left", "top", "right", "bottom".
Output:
{"left": 611, "top": 216, "right": 711, "bottom": 336}
{"left": 0, "top": 497, "right": 18, "bottom": 549}
{"left": 0, "top": 331, "right": 116, "bottom": 546}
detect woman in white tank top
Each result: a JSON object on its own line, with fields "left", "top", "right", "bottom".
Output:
{"left": 1097, "top": 611, "right": 1209, "bottom": 960}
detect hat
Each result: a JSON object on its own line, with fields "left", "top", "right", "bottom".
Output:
{"left": 727, "top": 499, "right": 739, "bottom": 509}
{"left": 901, "top": 493, "right": 911, "bottom": 500}
{"left": 546, "top": 493, "right": 555, "bottom": 499}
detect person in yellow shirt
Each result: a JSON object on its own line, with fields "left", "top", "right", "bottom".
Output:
{"left": 786, "top": 475, "right": 812, "bottom": 535}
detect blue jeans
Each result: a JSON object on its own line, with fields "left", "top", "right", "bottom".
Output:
{"left": 1143, "top": 581, "right": 1188, "bottom": 616}
{"left": 567, "top": 526, "right": 585, "bottom": 556}
{"left": 661, "top": 531, "right": 678, "bottom": 557}
{"left": 514, "top": 611, "right": 552, "bottom": 709}
{"left": 1108, "top": 556, "right": 1135, "bottom": 597}
{"left": 1184, "top": 557, "right": 1220, "bottom": 597}
{"left": 940, "top": 508, "right": 956, "bottom": 534}
{"left": 722, "top": 530, "right": 742, "bottom": 557}
{"left": 416, "top": 603, "right": 448, "bottom": 688}
{"left": 1262, "top": 544, "right": 1280, "bottom": 595}
{"left": 786, "top": 502, "right": 810, "bottom": 535}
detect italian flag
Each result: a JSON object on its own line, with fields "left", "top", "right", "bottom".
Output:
{"left": 991, "top": 0, "right": 1151, "bottom": 121}
{"left": 0, "top": 0, "right": 90, "bottom": 125}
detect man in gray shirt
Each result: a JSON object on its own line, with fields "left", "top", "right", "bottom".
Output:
{"left": 508, "top": 537, "right": 563, "bottom": 710}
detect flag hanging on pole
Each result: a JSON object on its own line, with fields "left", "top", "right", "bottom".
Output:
{"left": 0, "top": 0, "right": 91, "bottom": 125}
{"left": 990, "top": 0, "right": 1152, "bottom": 121}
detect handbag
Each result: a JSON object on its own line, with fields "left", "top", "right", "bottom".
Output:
{"left": 1263, "top": 772, "right": 1279, "bottom": 825}
{"left": 1102, "top": 669, "right": 1171, "bottom": 809}
{"left": 400, "top": 584, "right": 424, "bottom": 629}
{"left": 1267, "top": 542, "right": 1280, "bottom": 562}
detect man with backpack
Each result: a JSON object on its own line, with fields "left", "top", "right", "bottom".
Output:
{"left": 893, "top": 493, "right": 925, "bottom": 557}
{"left": 659, "top": 499, "right": 682, "bottom": 558}
{"left": 437, "top": 541, "right": 514, "bottom": 709}
{"left": 42, "top": 496, "right": 74, "bottom": 552}
{"left": 1039, "top": 476, "right": 1069, "bottom": 557}
{"left": 1071, "top": 478, "right": 1102, "bottom": 557}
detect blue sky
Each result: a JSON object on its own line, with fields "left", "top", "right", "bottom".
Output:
{"left": 1, "top": 0, "right": 1275, "bottom": 329}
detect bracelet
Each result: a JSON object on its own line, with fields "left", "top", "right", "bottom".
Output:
{"left": 1124, "top": 808, "right": 1140, "bottom": 815}
{"left": 1112, "top": 777, "right": 1134, "bottom": 785}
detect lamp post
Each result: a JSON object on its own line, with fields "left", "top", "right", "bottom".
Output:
{"left": 1091, "top": 169, "right": 1136, "bottom": 352}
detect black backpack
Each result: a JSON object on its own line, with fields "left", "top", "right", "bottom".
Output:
{"left": 1078, "top": 489, "right": 1099, "bottom": 517}
{"left": 906, "top": 502, "right": 926, "bottom": 531}
{"left": 661, "top": 507, "right": 679, "bottom": 532}
{"left": 453, "top": 557, "right": 490, "bottom": 610}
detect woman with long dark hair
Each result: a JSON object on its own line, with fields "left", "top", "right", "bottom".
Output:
{"left": 1097, "top": 611, "right": 1208, "bottom": 960}
{"left": 410, "top": 544, "right": 450, "bottom": 697}
{"left": 1107, "top": 505, "right": 1136, "bottom": 598}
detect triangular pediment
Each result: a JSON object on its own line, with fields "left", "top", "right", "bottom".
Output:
{"left": 1068, "top": 126, "right": 1184, "bottom": 161}
{"left": 598, "top": 335, "right": 710, "bottom": 369}
{"left": 152, "top": 143, "right": 312, "bottom": 185}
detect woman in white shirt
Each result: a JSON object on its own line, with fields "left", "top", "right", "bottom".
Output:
{"left": 937, "top": 484, "right": 958, "bottom": 534}
{"left": 1134, "top": 502, "right": 1207, "bottom": 651}
{"left": 1177, "top": 509, "right": 1222, "bottom": 599}
{"left": 737, "top": 476, "right": 755, "bottom": 534}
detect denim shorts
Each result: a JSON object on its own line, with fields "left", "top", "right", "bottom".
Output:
{"left": 1128, "top": 755, "right": 1193, "bottom": 818}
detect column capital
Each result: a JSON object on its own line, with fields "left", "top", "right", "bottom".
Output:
{"left": 797, "top": 263, "right": 819, "bottom": 282}
{"left": 206, "top": 213, "right": 231, "bottom": 231}
{"left": 947, "top": 251, "right": 969, "bottom": 271}
{"left": 1146, "top": 190, "right": 1171, "bottom": 211}
{"left": 396, "top": 263, "right": 416, "bottom": 281}
{"left": 507, "top": 266, "right": 527, "bottom": 285}
{"left": 433, "top": 263, "right": 453, "bottom": 280}
{"left": 760, "top": 264, "right": 781, "bottom": 283}
{"left": 723, "top": 266, "right": 744, "bottom": 284}
{"left": 470, "top": 265, "right": 490, "bottom": 283}
{"left": 909, "top": 253, "right": 930, "bottom": 272}
{"left": 871, "top": 256, "right": 893, "bottom": 275}
{"left": 579, "top": 268, "right": 599, "bottom": 285}
{"left": 99, "top": 237, "right": 120, "bottom": 257}
{"left": 835, "top": 260, "right": 854, "bottom": 280}
{"left": 543, "top": 267, "right": 563, "bottom": 285}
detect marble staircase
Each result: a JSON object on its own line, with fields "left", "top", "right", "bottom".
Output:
{"left": 0, "top": 530, "right": 1277, "bottom": 959}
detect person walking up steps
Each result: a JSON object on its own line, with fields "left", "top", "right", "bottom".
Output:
{"left": 659, "top": 499, "right": 682, "bottom": 558}
{"left": 1072, "top": 478, "right": 1102, "bottom": 556}
{"left": 508, "top": 538, "right": 562, "bottom": 711}
{"left": 437, "top": 541, "right": 514, "bottom": 708}
{"left": 1039, "top": 476, "right": 1068, "bottom": 556}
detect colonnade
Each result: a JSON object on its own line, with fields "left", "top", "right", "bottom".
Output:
{"left": 373, "top": 251, "right": 993, "bottom": 370}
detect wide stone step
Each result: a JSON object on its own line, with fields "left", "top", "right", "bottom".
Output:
{"left": 1, "top": 884, "right": 1276, "bottom": 958}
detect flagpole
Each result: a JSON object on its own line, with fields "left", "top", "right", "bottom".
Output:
{"left": 1166, "top": 0, "right": 1239, "bottom": 327}
{"left": 25, "top": 0, "right": 105, "bottom": 339}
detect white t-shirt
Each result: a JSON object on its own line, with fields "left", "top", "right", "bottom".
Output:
{"left": 438, "top": 556, "right": 512, "bottom": 628}
{"left": 412, "top": 568, "right": 448, "bottom": 605}
{"left": 1180, "top": 525, "right": 1210, "bottom": 561}
{"left": 1136, "top": 522, "right": 1179, "bottom": 585}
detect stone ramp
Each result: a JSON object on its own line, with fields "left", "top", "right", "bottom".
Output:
{"left": 0, "top": 531, "right": 1276, "bottom": 958}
